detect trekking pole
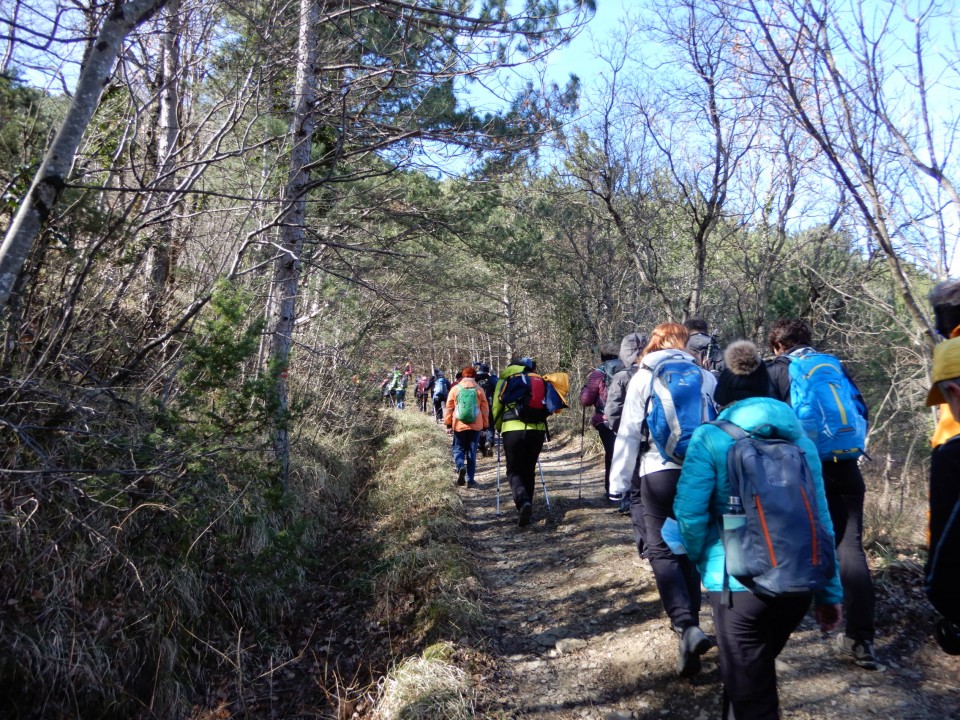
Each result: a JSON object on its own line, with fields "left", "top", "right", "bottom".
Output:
{"left": 495, "top": 432, "right": 502, "bottom": 516}
{"left": 537, "top": 458, "right": 552, "bottom": 511}
{"left": 577, "top": 405, "right": 586, "bottom": 501}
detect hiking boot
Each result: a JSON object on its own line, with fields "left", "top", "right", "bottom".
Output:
{"left": 935, "top": 618, "right": 960, "bottom": 655}
{"left": 518, "top": 502, "right": 533, "bottom": 527}
{"left": 839, "top": 635, "right": 884, "bottom": 671}
{"left": 456, "top": 467, "right": 466, "bottom": 486}
{"left": 467, "top": 480, "right": 479, "bottom": 489}
{"left": 677, "top": 625, "right": 713, "bottom": 678}
{"left": 617, "top": 498, "right": 631, "bottom": 514}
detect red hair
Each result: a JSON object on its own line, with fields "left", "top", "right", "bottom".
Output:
{"left": 642, "top": 322, "right": 689, "bottom": 357}
{"left": 461, "top": 366, "right": 476, "bottom": 378}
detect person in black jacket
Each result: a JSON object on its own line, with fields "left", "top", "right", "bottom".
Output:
{"left": 924, "top": 337, "right": 960, "bottom": 654}
{"left": 765, "top": 319, "right": 881, "bottom": 670}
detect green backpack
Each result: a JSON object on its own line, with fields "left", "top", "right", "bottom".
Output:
{"left": 455, "top": 386, "right": 479, "bottom": 423}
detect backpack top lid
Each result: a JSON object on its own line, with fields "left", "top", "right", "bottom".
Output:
{"left": 517, "top": 357, "right": 536, "bottom": 371}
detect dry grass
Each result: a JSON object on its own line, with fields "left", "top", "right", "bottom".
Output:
{"left": 372, "top": 642, "right": 477, "bottom": 720}
{"left": 359, "top": 411, "right": 487, "bottom": 718}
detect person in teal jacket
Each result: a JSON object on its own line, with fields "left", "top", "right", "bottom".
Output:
{"left": 675, "top": 341, "right": 842, "bottom": 720}
{"left": 493, "top": 357, "right": 548, "bottom": 527}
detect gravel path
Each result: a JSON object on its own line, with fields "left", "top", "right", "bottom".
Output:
{"left": 457, "top": 435, "right": 960, "bottom": 720}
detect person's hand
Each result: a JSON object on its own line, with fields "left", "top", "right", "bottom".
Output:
{"left": 816, "top": 603, "right": 842, "bottom": 633}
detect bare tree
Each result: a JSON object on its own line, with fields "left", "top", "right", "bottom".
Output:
{"left": 0, "top": 0, "right": 168, "bottom": 308}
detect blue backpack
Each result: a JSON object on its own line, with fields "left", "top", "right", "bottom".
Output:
{"left": 714, "top": 420, "right": 837, "bottom": 598}
{"left": 433, "top": 376, "right": 450, "bottom": 399}
{"left": 786, "top": 348, "right": 868, "bottom": 461}
{"left": 641, "top": 353, "right": 715, "bottom": 463}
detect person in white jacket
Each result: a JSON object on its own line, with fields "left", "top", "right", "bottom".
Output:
{"left": 608, "top": 322, "right": 718, "bottom": 677}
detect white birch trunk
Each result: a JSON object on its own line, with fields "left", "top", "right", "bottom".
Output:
{"left": 269, "top": 0, "right": 320, "bottom": 488}
{"left": 0, "top": 0, "right": 168, "bottom": 308}
{"left": 142, "top": 0, "right": 182, "bottom": 324}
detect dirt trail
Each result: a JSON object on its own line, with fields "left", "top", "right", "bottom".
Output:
{"left": 458, "top": 435, "right": 960, "bottom": 720}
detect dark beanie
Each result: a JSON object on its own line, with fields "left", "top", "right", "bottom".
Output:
{"left": 714, "top": 340, "right": 773, "bottom": 407}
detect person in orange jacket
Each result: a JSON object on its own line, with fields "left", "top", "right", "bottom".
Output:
{"left": 445, "top": 365, "right": 490, "bottom": 489}
{"left": 930, "top": 279, "right": 960, "bottom": 447}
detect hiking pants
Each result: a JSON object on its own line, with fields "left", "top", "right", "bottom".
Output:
{"left": 628, "top": 462, "right": 646, "bottom": 557}
{"left": 822, "top": 458, "right": 875, "bottom": 643}
{"left": 452, "top": 429, "right": 480, "bottom": 483}
{"left": 641, "top": 469, "right": 702, "bottom": 630}
{"left": 433, "top": 397, "right": 445, "bottom": 421}
{"left": 710, "top": 590, "right": 811, "bottom": 720}
{"left": 502, "top": 429, "right": 546, "bottom": 510}
{"left": 595, "top": 422, "right": 617, "bottom": 496}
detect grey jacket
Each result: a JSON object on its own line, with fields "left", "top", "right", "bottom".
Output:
{"left": 604, "top": 332, "right": 646, "bottom": 432}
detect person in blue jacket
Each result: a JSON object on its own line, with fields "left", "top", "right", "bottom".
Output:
{"left": 675, "top": 340, "right": 843, "bottom": 720}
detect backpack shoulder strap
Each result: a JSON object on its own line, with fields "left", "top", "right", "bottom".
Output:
{"left": 711, "top": 419, "right": 749, "bottom": 442}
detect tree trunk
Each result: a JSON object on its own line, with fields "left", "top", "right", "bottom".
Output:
{"left": 269, "top": 0, "right": 320, "bottom": 489}
{"left": 142, "top": 0, "right": 182, "bottom": 326}
{"left": 0, "top": 0, "right": 168, "bottom": 309}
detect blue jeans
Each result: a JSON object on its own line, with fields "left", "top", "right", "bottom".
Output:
{"left": 452, "top": 429, "right": 480, "bottom": 482}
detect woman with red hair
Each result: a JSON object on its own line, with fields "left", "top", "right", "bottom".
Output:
{"left": 609, "top": 322, "right": 718, "bottom": 677}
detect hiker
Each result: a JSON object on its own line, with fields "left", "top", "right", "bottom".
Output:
{"left": 604, "top": 332, "right": 648, "bottom": 517}
{"left": 766, "top": 319, "right": 879, "bottom": 670}
{"left": 923, "top": 336, "right": 960, "bottom": 655}
{"left": 391, "top": 370, "right": 408, "bottom": 409}
{"left": 444, "top": 365, "right": 490, "bottom": 489}
{"left": 431, "top": 369, "right": 450, "bottom": 422}
{"left": 714, "top": 340, "right": 774, "bottom": 410}
{"left": 492, "top": 356, "right": 548, "bottom": 527}
{"left": 929, "top": 278, "right": 960, "bottom": 446}
{"left": 608, "top": 322, "right": 718, "bottom": 676}
{"left": 475, "top": 362, "right": 499, "bottom": 457}
{"left": 684, "top": 318, "right": 724, "bottom": 375}
{"left": 579, "top": 342, "right": 624, "bottom": 501}
{"left": 414, "top": 375, "right": 431, "bottom": 413}
{"left": 675, "top": 339, "right": 843, "bottom": 719}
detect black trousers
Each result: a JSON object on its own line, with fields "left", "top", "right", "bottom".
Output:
{"left": 628, "top": 462, "right": 646, "bottom": 556}
{"left": 642, "top": 469, "right": 702, "bottom": 630}
{"left": 502, "top": 429, "right": 546, "bottom": 511}
{"left": 822, "top": 458, "right": 875, "bottom": 642}
{"left": 710, "top": 590, "right": 811, "bottom": 720}
{"left": 595, "top": 422, "right": 618, "bottom": 495}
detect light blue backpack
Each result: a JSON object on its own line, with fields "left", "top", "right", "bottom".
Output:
{"left": 786, "top": 348, "right": 868, "bottom": 461}
{"left": 641, "top": 353, "right": 716, "bottom": 464}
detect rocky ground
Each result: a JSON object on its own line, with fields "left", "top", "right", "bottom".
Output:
{"left": 458, "top": 435, "right": 960, "bottom": 720}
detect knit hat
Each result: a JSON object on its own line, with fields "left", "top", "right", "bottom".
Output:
{"left": 714, "top": 340, "right": 773, "bottom": 407}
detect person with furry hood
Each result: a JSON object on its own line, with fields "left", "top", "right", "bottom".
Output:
{"left": 676, "top": 341, "right": 842, "bottom": 719}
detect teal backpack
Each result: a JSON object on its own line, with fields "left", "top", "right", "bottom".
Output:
{"left": 455, "top": 386, "right": 479, "bottom": 423}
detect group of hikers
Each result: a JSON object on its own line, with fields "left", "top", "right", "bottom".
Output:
{"left": 380, "top": 282, "right": 960, "bottom": 719}
{"left": 576, "top": 308, "right": 959, "bottom": 718}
